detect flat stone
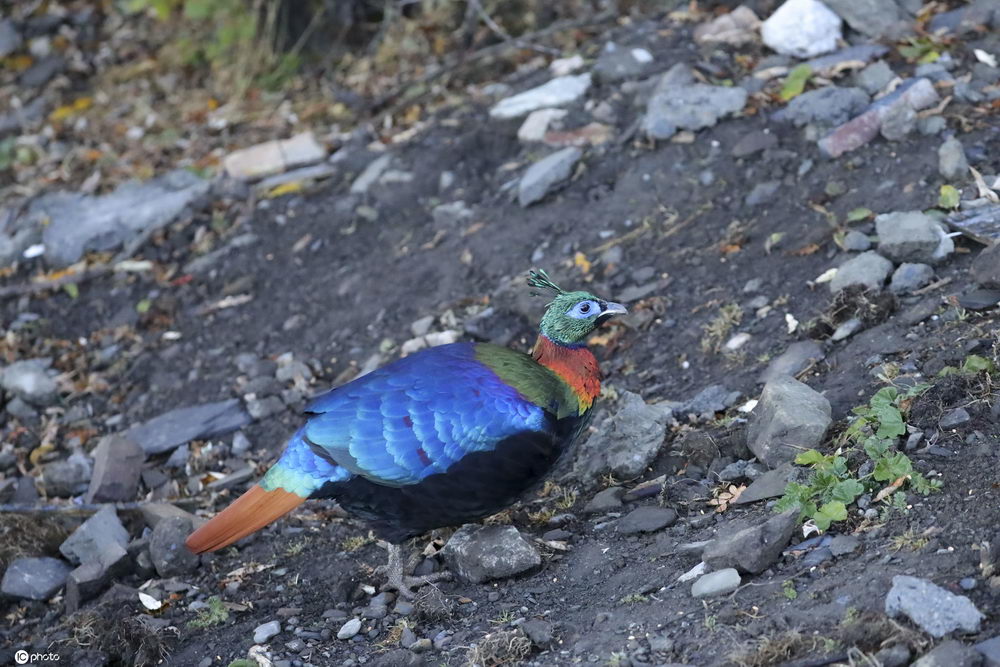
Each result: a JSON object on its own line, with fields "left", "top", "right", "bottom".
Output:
{"left": 890, "top": 263, "right": 934, "bottom": 294}
{"left": 939, "top": 137, "right": 969, "bottom": 181}
{"left": 20, "top": 54, "right": 65, "bottom": 87}
{"left": 855, "top": 61, "right": 896, "bottom": 95}
{"left": 255, "top": 620, "right": 281, "bottom": 644}
{"left": 912, "top": 640, "right": 984, "bottom": 667}
{"left": 618, "top": 507, "right": 677, "bottom": 534}
{"left": 748, "top": 376, "right": 832, "bottom": 468}
{"left": 971, "top": 244, "right": 1000, "bottom": 289}
{"left": 830, "top": 251, "right": 893, "bottom": 293}
{"left": 832, "top": 317, "right": 863, "bottom": 341}
{"left": 693, "top": 6, "right": 761, "bottom": 46}
{"left": 746, "top": 181, "right": 781, "bottom": 207}
{"left": 958, "top": 289, "right": 1000, "bottom": 311}
{"left": 761, "top": 0, "right": 842, "bottom": 58}
{"left": 583, "top": 486, "right": 624, "bottom": 514}
{"left": 442, "top": 525, "right": 540, "bottom": 584}
{"left": 1, "top": 359, "right": 58, "bottom": 405}
{"left": 822, "top": 0, "right": 908, "bottom": 38}
{"left": 349, "top": 154, "right": 392, "bottom": 195}
{"left": 643, "top": 82, "right": 747, "bottom": 140}
{"left": 60, "top": 505, "right": 130, "bottom": 565}
{"left": 940, "top": 407, "right": 971, "bottom": 429}
{"left": 732, "top": 130, "right": 777, "bottom": 158}
{"left": 1, "top": 557, "right": 71, "bottom": 600}
{"left": 592, "top": 43, "right": 654, "bottom": 83}
{"left": 574, "top": 391, "right": 670, "bottom": 486}
{"left": 518, "top": 147, "right": 582, "bottom": 207}
{"left": 829, "top": 535, "right": 860, "bottom": 556}
{"left": 691, "top": 568, "right": 741, "bottom": 598}
{"left": 337, "top": 618, "right": 362, "bottom": 640}
{"left": 778, "top": 86, "right": 870, "bottom": 128}
{"left": 517, "top": 109, "right": 568, "bottom": 143}
{"left": 704, "top": 510, "right": 797, "bottom": 574}
{"left": 127, "top": 399, "right": 251, "bottom": 455}
{"left": 85, "top": 434, "right": 144, "bottom": 503}
{"left": 974, "top": 636, "right": 1000, "bottom": 666}
{"left": 0, "top": 20, "right": 22, "bottom": 58}
{"left": 885, "top": 575, "right": 983, "bottom": 637}
{"left": 489, "top": 74, "right": 591, "bottom": 120}
{"left": 877, "top": 211, "right": 945, "bottom": 264}
{"left": 758, "top": 341, "right": 825, "bottom": 384}
{"left": 224, "top": 132, "right": 326, "bottom": 180}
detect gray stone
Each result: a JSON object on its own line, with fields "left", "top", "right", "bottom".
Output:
{"left": 643, "top": 82, "right": 747, "bottom": 140}
{"left": 592, "top": 43, "right": 653, "bottom": 84}
{"left": 247, "top": 395, "right": 284, "bottom": 420}
{"left": 939, "top": 137, "right": 969, "bottom": 181}
{"left": 65, "top": 543, "right": 129, "bottom": 611}
{"left": 255, "top": 620, "right": 281, "bottom": 644}
{"left": 518, "top": 147, "right": 582, "bottom": 207}
{"left": 60, "top": 505, "right": 130, "bottom": 565}
{"left": 855, "top": 61, "right": 895, "bottom": 95}
{"left": 618, "top": 507, "right": 677, "bottom": 535}
{"left": 441, "top": 525, "right": 541, "bottom": 584}
{"left": 890, "top": 263, "right": 934, "bottom": 294}
{"left": 843, "top": 230, "right": 872, "bottom": 251}
{"left": 758, "top": 341, "right": 825, "bottom": 384}
{"left": 691, "top": 568, "right": 741, "bottom": 598}
{"left": 42, "top": 452, "right": 92, "bottom": 497}
{"left": 761, "top": 0, "right": 842, "bottom": 58}
{"left": 958, "top": 289, "right": 1000, "bottom": 311}
{"left": 912, "top": 640, "right": 984, "bottom": 667}
{"left": 86, "top": 435, "right": 144, "bottom": 503}
{"left": 745, "top": 181, "right": 781, "bottom": 207}
{"left": 832, "top": 318, "right": 863, "bottom": 342}
{"left": 149, "top": 516, "right": 200, "bottom": 577}
{"left": 0, "top": 20, "right": 22, "bottom": 58}
{"left": 940, "top": 407, "right": 971, "bottom": 429}
{"left": 736, "top": 463, "right": 803, "bottom": 504}
{"left": 805, "top": 44, "right": 890, "bottom": 75}
{"left": 432, "top": 201, "right": 473, "bottom": 227}
{"left": 21, "top": 54, "right": 65, "bottom": 87}
{"left": 732, "top": 130, "right": 778, "bottom": 158}
{"left": 876, "top": 644, "right": 913, "bottom": 667}
{"left": 919, "top": 116, "right": 947, "bottom": 136}
{"left": 127, "top": 399, "right": 251, "bottom": 455}
{"left": 0, "top": 96, "right": 48, "bottom": 140}
{"left": 489, "top": 74, "right": 591, "bottom": 119}
{"left": 337, "top": 618, "right": 362, "bottom": 640}
{"left": 830, "top": 251, "right": 893, "bottom": 293}
{"left": 829, "top": 535, "right": 860, "bottom": 556}
{"left": 748, "top": 376, "right": 832, "bottom": 468}
{"left": 703, "top": 510, "right": 797, "bottom": 574}
{"left": 972, "top": 244, "right": 1000, "bottom": 289}
{"left": 1, "top": 359, "right": 58, "bottom": 405}
{"left": 349, "top": 154, "right": 392, "bottom": 195}
{"left": 885, "top": 575, "right": 983, "bottom": 637}
{"left": 583, "top": 486, "right": 624, "bottom": 514}
{"left": 880, "top": 103, "right": 916, "bottom": 141}
{"left": 33, "top": 169, "right": 210, "bottom": 267}
{"left": 575, "top": 391, "right": 669, "bottom": 485}
{"left": 679, "top": 384, "right": 740, "bottom": 416}
{"left": 1, "top": 557, "right": 71, "bottom": 600}
{"left": 521, "top": 619, "right": 554, "bottom": 649}
{"left": 876, "top": 211, "right": 944, "bottom": 264}
{"left": 823, "top": 0, "right": 908, "bottom": 38}
{"left": 779, "top": 86, "right": 870, "bottom": 128}
{"left": 975, "top": 636, "right": 1000, "bottom": 666}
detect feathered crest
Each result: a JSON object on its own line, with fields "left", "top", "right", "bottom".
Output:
{"left": 526, "top": 269, "right": 565, "bottom": 297}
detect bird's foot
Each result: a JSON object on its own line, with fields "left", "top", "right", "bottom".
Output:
{"left": 376, "top": 540, "right": 452, "bottom": 600}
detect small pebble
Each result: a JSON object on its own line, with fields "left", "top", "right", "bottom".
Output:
{"left": 337, "top": 618, "right": 362, "bottom": 640}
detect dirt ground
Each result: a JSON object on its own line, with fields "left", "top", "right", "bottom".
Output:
{"left": 2, "top": 5, "right": 1000, "bottom": 667}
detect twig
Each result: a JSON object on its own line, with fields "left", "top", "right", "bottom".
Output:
{"left": 911, "top": 276, "right": 952, "bottom": 295}
{"left": 468, "top": 0, "right": 561, "bottom": 56}
{"left": 0, "top": 264, "right": 112, "bottom": 300}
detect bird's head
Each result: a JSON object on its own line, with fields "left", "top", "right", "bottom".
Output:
{"left": 528, "top": 269, "right": 627, "bottom": 346}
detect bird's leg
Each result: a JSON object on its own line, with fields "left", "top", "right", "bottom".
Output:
{"left": 375, "top": 540, "right": 451, "bottom": 600}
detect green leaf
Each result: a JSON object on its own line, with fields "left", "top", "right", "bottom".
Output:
{"left": 962, "top": 354, "right": 997, "bottom": 374}
{"left": 814, "top": 501, "right": 848, "bottom": 531}
{"left": 863, "top": 437, "right": 891, "bottom": 461}
{"left": 874, "top": 404, "right": 906, "bottom": 438}
{"left": 873, "top": 452, "right": 913, "bottom": 482}
{"left": 870, "top": 387, "right": 899, "bottom": 410}
{"left": 938, "top": 184, "right": 960, "bottom": 210}
{"left": 63, "top": 283, "right": 79, "bottom": 299}
{"left": 917, "top": 49, "right": 940, "bottom": 64}
{"left": 136, "top": 299, "right": 152, "bottom": 314}
{"left": 795, "top": 450, "right": 829, "bottom": 466}
{"left": 936, "top": 366, "right": 960, "bottom": 377}
{"left": 830, "top": 479, "right": 865, "bottom": 504}
{"left": 183, "top": 0, "right": 214, "bottom": 20}
{"left": 901, "top": 383, "right": 931, "bottom": 400}
{"left": 846, "top": 207, "right": 872, "bottom": 222}
{"left": 779, "top": 64, "right": 813, "bottom": 102}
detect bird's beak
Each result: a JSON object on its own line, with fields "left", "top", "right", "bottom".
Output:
{"left": 596, "top": 301, "right": 627, "bottom": 324}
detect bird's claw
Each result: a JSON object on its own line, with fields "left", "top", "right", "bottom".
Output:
{"left": 380, "top": 570, "right": 452, "bottom": 600}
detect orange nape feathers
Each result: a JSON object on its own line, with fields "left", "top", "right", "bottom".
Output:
{"left": 185, "top": 484, "right": 305, "bottom": 554}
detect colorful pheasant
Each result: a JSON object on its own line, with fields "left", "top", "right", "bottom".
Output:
{"left": 186, "top": 270, "right": 626, "bottom": 595}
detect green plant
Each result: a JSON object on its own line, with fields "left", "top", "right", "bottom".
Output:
{"left": 937, "top": 354, "right": 997, "bottom": 378}
{"left": 188, "top": 596, "right": 229, "bottom": 628}
{"left": 781, "top": 580, "right": 798, "bottom": 600}
{"left": 775, "top": 384, "right": 941, "bottom": 530}
{"left": 619, "top": 593, "right": 649, "bottom": 605}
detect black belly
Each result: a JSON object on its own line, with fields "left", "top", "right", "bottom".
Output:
{"left": 315, "top": 425, "right": 580, "bottom": 543}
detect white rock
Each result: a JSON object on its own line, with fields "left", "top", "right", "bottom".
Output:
{"left": 678, "top": 561, "right": 708, "bottom": 582}
{"left": 761, "top": 0, "right": 842, "bottom": 58}
{"left": 224, "top": 132, "right": 327, "bottom": 180}
{"left": 337, "top": 618, "right": 362, "bottom": 640}
{"left": 350, "top": 154, "right": 392, "bottom": 195}
{"left": 517, "top": 109, "right": 568, "bottom": 143}
{"left": 253, "top": 620, "right": 281, "bottom": 644}
{"left": 549, "top": 55, "right": 585, "bottom": 76}
{"left": 631, "top": 48, "right": 654, "bottom": 64}
{"left": 400, "top": 330, "right": 461, "bottom": 356}
{"left": 490, "top": 74, "right": 592, "bottom": 120}
{"left": 724, "top": 332, "right": 751, "bottom": 351}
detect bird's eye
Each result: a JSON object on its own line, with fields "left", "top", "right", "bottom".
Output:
{"left": 567, "top": 300, "right": 598, "bottom": 319}
{"left": 579, "top": 302, "right": 590, "bottom": 313}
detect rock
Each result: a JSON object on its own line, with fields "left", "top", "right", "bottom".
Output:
{"left": 830, "top": 251, "right": 893, "bottom": 293}
{"left": 1, "top": 557, "right": 71, "bottom": 600}
{"left": 957, "top": 289, "right": 1000, "bottom": 311}
{"left": 939, "top": 137, "right": 969, "bottom": 181}
{"left": 350, "top": 154, "right": 392, "bottom": 195}
{"left": 779, "top": 86, "right": 870, "bottom": 128}
{"left": 880, "top": 103, "right": 916, "bottom": 140}
{"left": 85, "top": 435, "right": 144, "bottom": 503}
{"left": 693, "top": 6, "right": 761, "bottom": 46}
{"left": 843, "top": 230, "right": 872, "bottom": 252}
{"left": 583, "top": 486, "right": 624, "bottom": 514}
{"left": 0, "top": 20, "right": 22, "bottom": 58}
{"left": 758, "top": 341, "right": 825, "bottom": 384}
{"left": 761, "top": 0, "right": 842, "bottom": 58}
{"left": 543, "top": 122, "right": 613, "bottom": 148}
{"left": 912, "top": 640, "right": 984, "bottom": 667}
{"left": 692, "top": 568, "right": 741, "bottom": 598}
{"left": 1, "top": 359, "right": 58, "bottom": 405}
{"left": 678, "top": 385, "right": 741, "bottom": 416}
{"left": 592, "top": 43, "right": 654, "bottom": 83}
{"left": 60, "top": 505, "right": 130, "bottom": 565}
{"left": 919, "top": 116, "right": 947, "bottom": 136}
{"left": 26, "top": 170, "right": 209, "bottom": 267}
{"left": 890, "top": 263, "right": 934, "bottom": 294}
{"left": 21, "top": 54, "right": 65, "bottom": 87}
{"left": 972, "top": 244, "right": 1000, "bottom": 289}
{"left": 745, "top": 181, "right": 781, "bottom": 207}
{"left": 337, "top": 618, "right": 362, "bottom": 640}
{"left": 876, "top": 644, "right": 913, "bottom": 667}
{"left": 441, "top": 525, "right": 541, "bottom": 584}
{"left": 575, "top": 391, "right": 669, "bottom": 485}
{"left": 940, "top": 408, "right": 971, "bottom": 429}
{"left": 975, "top": 637, "right": 1000, "bottom": 666}
{"left": 518, "top": 147, "right": 582, "bottom": 207}
{"left": 140, "top": 503, "right": 202, "bottom": 531}
{"left": 642, "top": 81, "right": 747, "bottom": 140}
{"left": 876, "top": 211, "right": 945, "bottom": 264}
{"left": 65, "top": 543, "right": 129, "bottom": 611}
{"left": 247, "top": 395, "right": 284, "bottom": 420}
{"left": 489, "top": 74, "right": 591, "bottom": 119}
{"left": 703, "top": 510, "right": 797, "bottom": 574}
{"left": 127, "top": 399, "right": 251, "bottom": 455}
{"left": 618, "top": 507, "right": 677, "bottom": 534}
{"left": 149, "top": 516, "right": 200, "bottom": 577}
{"left": 748, "top": 376, "right": 832, "bottom": 468}
{"left": 819, "top": 78, "right": 940, "bottom": 158}
{"left": 822, "top": 0, "right": 907, "bottom": 38}
{"left": 855, "top": 61, "right": 896, "bottom": 95}
{"left": 255, "top": 620, "right": 281, "bottom": 644}
{"left": 732, "top": 130, "right": 777, "bottom": 158}
{"left": 223, "top": 132, "right": 326, "bottom": 180}
{"left": 832, "top": 317, "right": 863, "bottom": 341}
{"left": 42, "top": 452, "right": 92, "bottom": 497}
{"left": 805, "top": 44, "right": 890, "bottom": 75}
{"left": 829, "top": 535, "right": 860, "bottom": 556}
{"left": 517, "top": 109, "right": 568, "bottom": 143}
{"left": 735, "top": 462, "right": 803, "bottom": 504}
{"left": 254, "top": 163, "right": 335, "bottom": 195}
{"left": 521, "top": 619, "right": 554, "bottom": 649}
{"left": 885, "top": 575, "right": 983, "bottom": 637}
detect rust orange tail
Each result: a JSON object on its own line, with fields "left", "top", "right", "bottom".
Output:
{"left": 185, "top": 484, "right": 306, "bottom": 554}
